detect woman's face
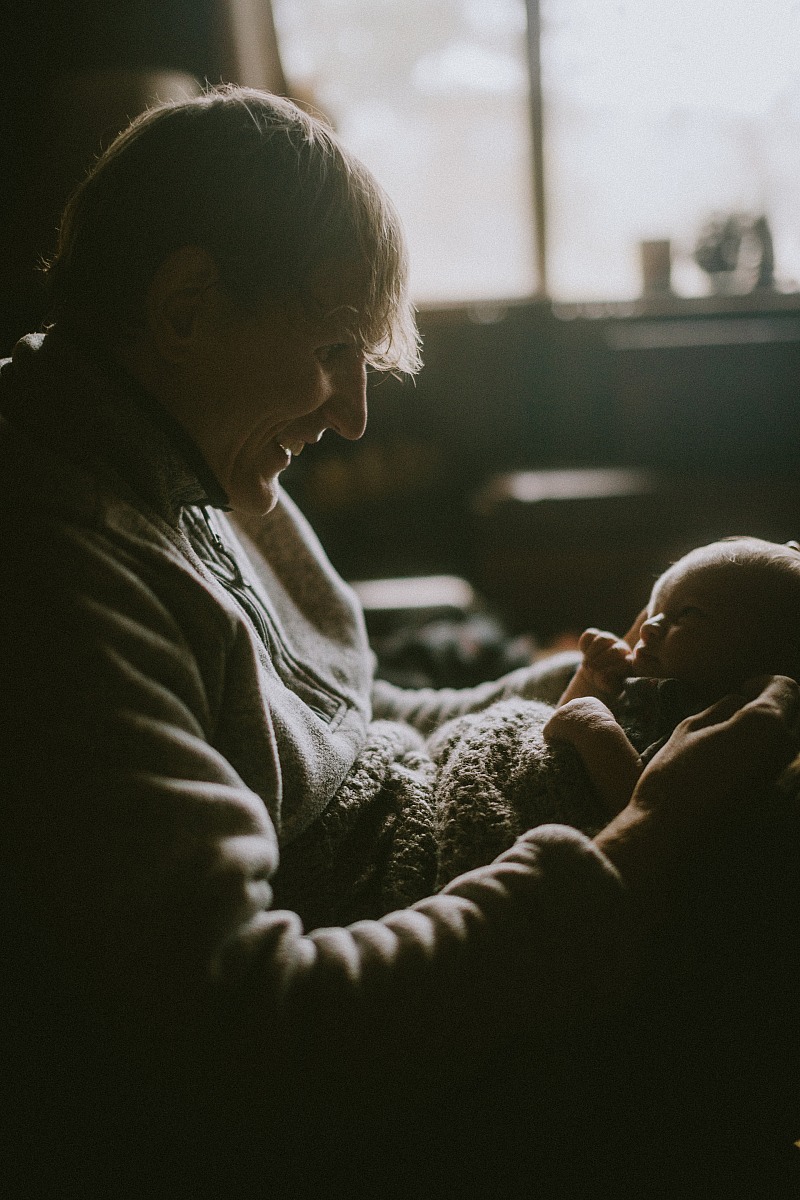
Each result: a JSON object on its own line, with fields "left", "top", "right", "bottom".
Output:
{"left": 178, "top": 268, "right": 368, "bottom": 515}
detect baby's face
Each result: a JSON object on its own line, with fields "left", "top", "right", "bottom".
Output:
{"left": 630, "top": 558, "right": 756, "bottom": 694}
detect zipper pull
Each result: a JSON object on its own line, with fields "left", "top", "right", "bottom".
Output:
{"left": 200, "top": 507, "right": 245, "bottom": 586}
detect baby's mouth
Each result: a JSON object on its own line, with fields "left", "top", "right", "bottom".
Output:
{"left": 632, "top": 644, "right": 658, "bottom": 672}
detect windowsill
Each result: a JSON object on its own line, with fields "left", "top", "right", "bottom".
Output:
{"left": 414, "top": 289, "right": 800, "bottom": 330}
{"left": 551, "top": 288, "right": 800, "bottom": 322}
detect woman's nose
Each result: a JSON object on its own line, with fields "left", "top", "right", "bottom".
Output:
{"left": 324, "top": 357, "right": 368, "bottom": 441}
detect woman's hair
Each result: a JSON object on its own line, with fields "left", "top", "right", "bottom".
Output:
{"left": 44, "top": 85, "right": 421, "bottom": 374}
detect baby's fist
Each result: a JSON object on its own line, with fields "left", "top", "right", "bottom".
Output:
{"left": 578, "top": 628, "right": 634, "bottom": 678}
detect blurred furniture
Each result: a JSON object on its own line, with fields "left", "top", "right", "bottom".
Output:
{"left": 470, "top": 467, "right": 800, "bottom": 640}
{"left": 349, "top": 574, "right": 478, "bottom": 638}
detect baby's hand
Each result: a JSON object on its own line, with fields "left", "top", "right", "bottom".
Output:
{"left": 557, "top": 628, "right": 634, "bottom": 705}
{"left": 579, "top": 628, "right": 633, "bottom": 686}
{"left": 543, "top": 696, "right": 643, "bottom": 816}
{"left": 543, "top": 695, "right": 620, "bottom": 747}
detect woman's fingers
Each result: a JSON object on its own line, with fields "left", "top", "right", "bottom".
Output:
{"left": 680, "top": 691, "right": 749, "bottom": 731}
{"left": 637, "top": 674, "right": 800, "bottom": 822}
{"left": 739, "top": 673, "right": 800, "bottom": 723}
{"left": 683, "top": 674, "right": 800, "bottom": 734}
{"left": 725, "top": 676, "right": 800, "bottom": 769}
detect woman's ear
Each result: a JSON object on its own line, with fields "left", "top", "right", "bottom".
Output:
{"left": 146, "top": 245, "right": 219, "bottom": 362}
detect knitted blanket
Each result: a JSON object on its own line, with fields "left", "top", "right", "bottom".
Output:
{"left": 272, "top": 698, "right": 608, "bottom": 928}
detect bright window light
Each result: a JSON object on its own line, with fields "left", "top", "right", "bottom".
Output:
{"left": 273, "top": 0, "right": 539, "bottom": 305}
{"left": 274, "top": 0, "right": 800, "bottom": 306}
{"left": 541, "top": 0, "right": 800, "bottom": 300}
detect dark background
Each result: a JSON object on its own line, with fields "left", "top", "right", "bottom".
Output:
{"left": 5, "top": 0, "right": 800, "bottom": 643}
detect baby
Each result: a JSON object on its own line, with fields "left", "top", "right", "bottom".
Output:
{"left": 543, "top": 536, "right": 800, "bottom": 817}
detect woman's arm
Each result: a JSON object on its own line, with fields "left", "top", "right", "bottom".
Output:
{"left": 372, "top": 649, "right": 581, "bottom": 734}
{"left": 6, "top": 514, "right": 799, "bottom": 1129}
{"left": 1, "top": 522, "right": 628, "bottom": 1086}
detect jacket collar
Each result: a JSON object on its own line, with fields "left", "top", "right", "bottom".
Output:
{"left": 0, "top": 325, "right": 229, "bottom": 525}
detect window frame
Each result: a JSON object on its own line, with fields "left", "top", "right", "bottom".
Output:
{"left": 273, "top": 0, "right": 800, "bottom": 323}
{"left": 520, "top": 0, "right": 800, "bottom": 324}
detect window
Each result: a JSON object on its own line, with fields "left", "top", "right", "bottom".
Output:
{"left": 542, "top": 0, "right": 800, "bottom": 302}
{"left": 273, "top": 0, "right": 800, "bottom": 307}
{"left": 273, "top": 0, "right": 537, "bottom": 305}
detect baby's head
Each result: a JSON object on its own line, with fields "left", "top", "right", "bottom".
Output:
{"left": 630, "top": 537, "right": 800, "bottom": 698}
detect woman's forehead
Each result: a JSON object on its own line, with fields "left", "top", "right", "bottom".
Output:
{"left": 294, "top": 260, "right": 370, "bottom": 343}
{"left": 306, "top": 259, "right": 369, "bottom": 314}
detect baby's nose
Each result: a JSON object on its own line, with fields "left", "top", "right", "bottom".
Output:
{"left": 639, "top": 614, "right": 665, "bottom": 643}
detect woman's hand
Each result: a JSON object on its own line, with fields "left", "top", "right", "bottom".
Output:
{"left": 594, "top": 675, "right": 800, "bottom": 918}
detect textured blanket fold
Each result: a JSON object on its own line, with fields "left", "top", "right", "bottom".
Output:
{"left": 272, "top": 698, "right": 608, "bottom": 928}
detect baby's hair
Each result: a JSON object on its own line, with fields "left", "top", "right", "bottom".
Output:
{"left": 670, "top": 536, "right": 800, "bottom": 681}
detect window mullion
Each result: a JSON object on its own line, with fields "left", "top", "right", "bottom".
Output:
{"left": 524, "top": 0, "right": 547, "bottom": 298}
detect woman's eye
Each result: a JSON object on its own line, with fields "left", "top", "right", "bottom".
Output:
{"left": 316, "top": 343, "right": 350, "bottom": 365}
{"left": 677, "top": 606, "right": 703, "bottom": 620}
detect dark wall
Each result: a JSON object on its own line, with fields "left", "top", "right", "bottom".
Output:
{"left": 1, "top": 0, "right": 223, "bottom": 350}
{"left": 5, "top": 1, "right": 218, "bottom": 81}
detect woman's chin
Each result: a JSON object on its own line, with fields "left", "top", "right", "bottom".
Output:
{"left": 227, "top": 474, "right": 281, "bottom": 517}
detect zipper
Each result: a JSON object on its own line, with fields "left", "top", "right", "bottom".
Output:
{"left": 195, "top": 507, "right": 272, "bottom": 648}
{"left": 187, "top": 506, "right": 346, "bottom": 726}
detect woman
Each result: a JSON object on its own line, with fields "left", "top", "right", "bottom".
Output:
{"left": 1, "top": 86, "right": 796, "bottom": 1196}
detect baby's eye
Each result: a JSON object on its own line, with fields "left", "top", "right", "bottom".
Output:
{"left": 676, "top": 606, "right": 703, "bottom": 621}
